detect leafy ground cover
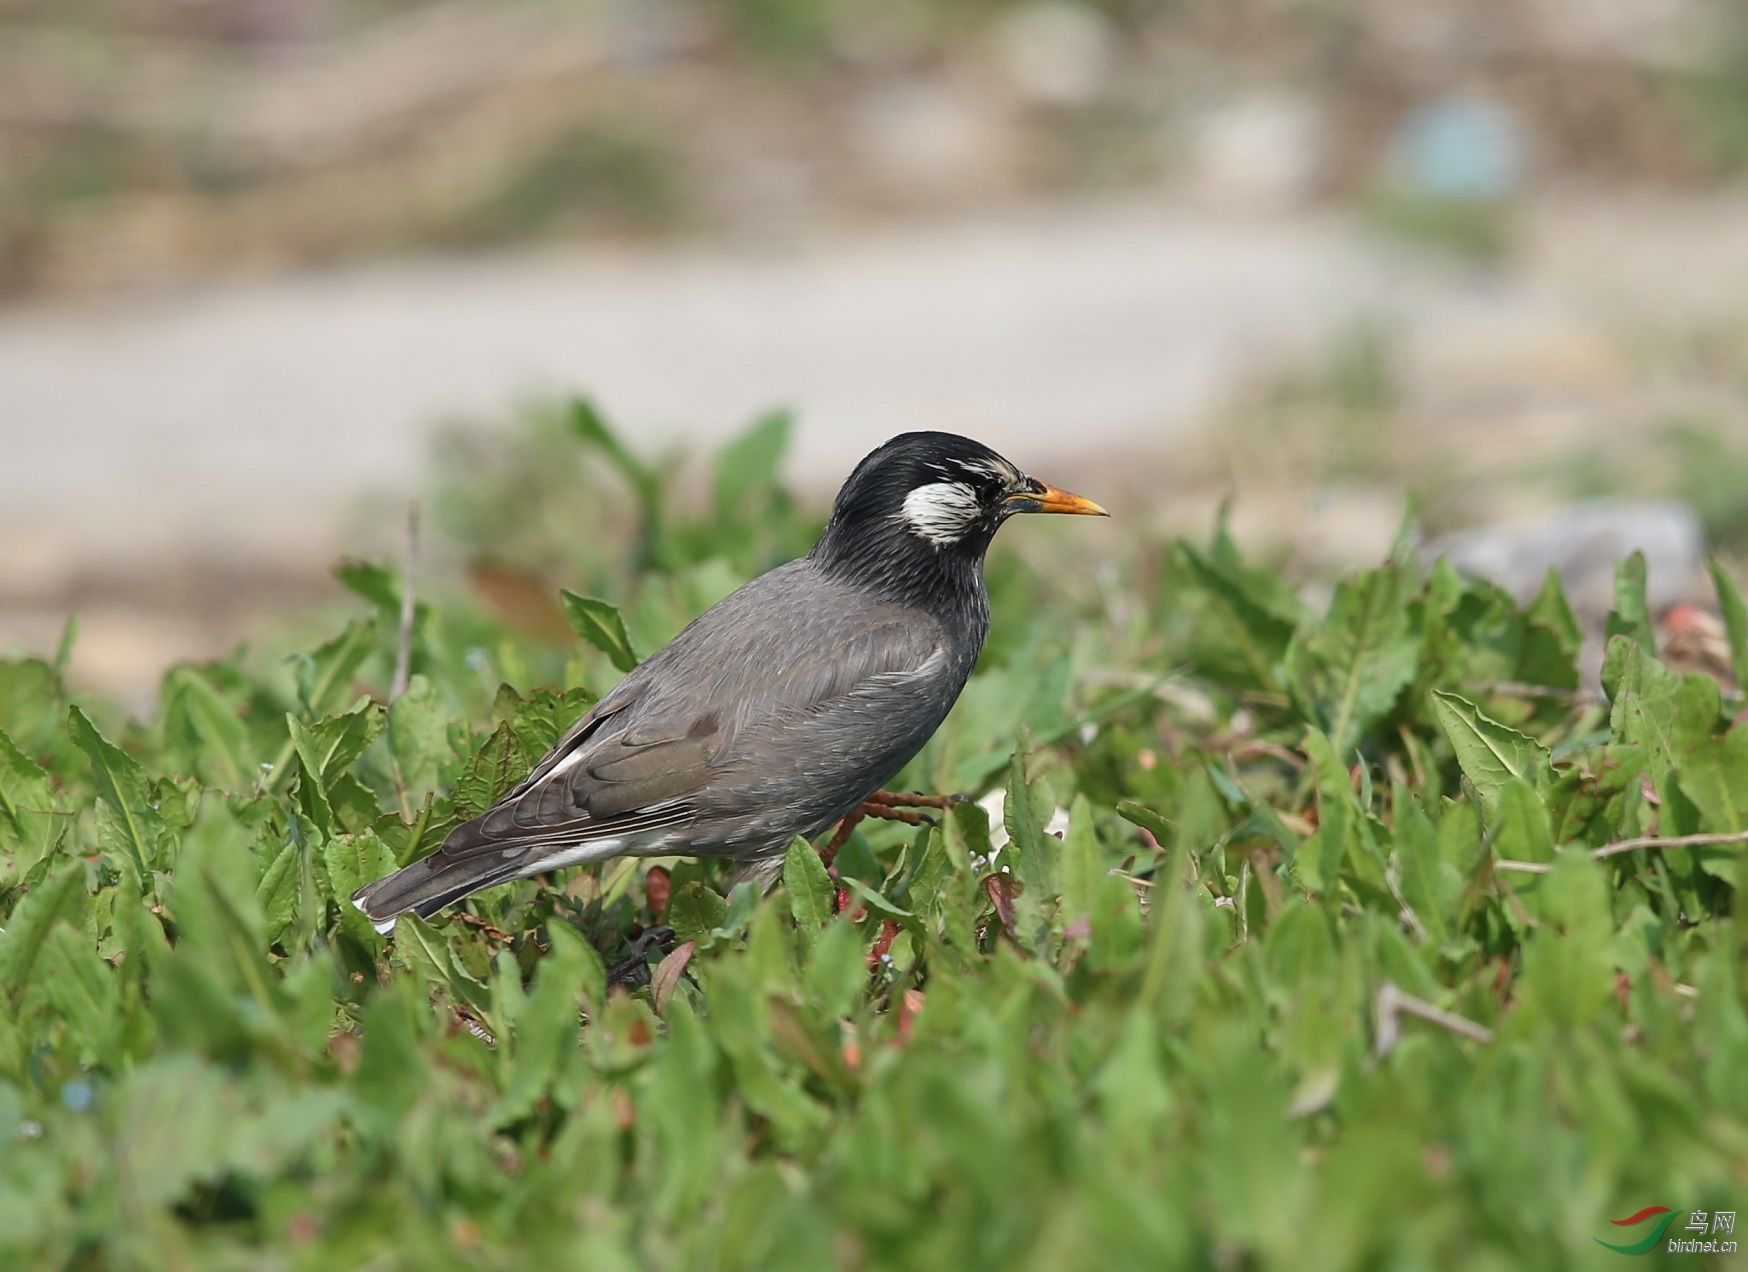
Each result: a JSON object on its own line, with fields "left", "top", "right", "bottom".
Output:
{"left": 5, "top": 406, "right": 1748, "bottom": 1269}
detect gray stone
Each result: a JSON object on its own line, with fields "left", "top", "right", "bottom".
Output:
{"left": 1422, "top": 499, "right": 1705, "bottom": 617}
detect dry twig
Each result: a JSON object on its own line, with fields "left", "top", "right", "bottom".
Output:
{"left": 1374, "top": 981, "right": 1493, "bottom": 1057}
{"left": 1496, "top": 828, "right": 1748, "bottom": 874}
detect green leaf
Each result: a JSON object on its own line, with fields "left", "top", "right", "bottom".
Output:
{"left": 0, "top": 658, "right": 62, "bottom": 755}
{"left": 352, "top": 985, "right": 426, "bottom": 1125}
{"left": 713, "top": 410, "right": 791, "bottom": 514}
{"left": 169, "top": 797, "right": 270, "bottom": 951}
{"left": 161, "top": 666, "right": 254, "bottom": 791}
{"left": 1137, "top": 847, "right": 1203, "bottom": 1026}
{"left": 52, "top": 616, "right": 78, "bottom": 679}
{"left": 1430, "top": 691, "right": 1552, "bottom": 812}
{"left": 322, "top": 831, "right": 396, "bottom": 950}
{"left": 492, "top": 927, "right": 587, "bottom": 1124}
{"left": 111, "top": 869, "right": 171, "bottom": 980}
{"left": 197, "top": 869, "right": 288, "bottom": 1034}
{"left": 1116, "top": 800, "right": 1171, "bottom": 842}
{"left": 570, "top": 397, "right": 658, "bottom": 496}
{"left": 569, "top": 923, "right": 608, "bottom": 1019}
{"left": 387, "top": 674, "right": 450, "bottom": 800}
{"left": 903, "top": 824, "right": 956, "bottom": 923}
{"left": 0, "top": 726, "right": 58, "bottom": 887}
{"left": 1708, "top": 558, "right": 1748, "bottom": 690}
{"left": 286, "top": 716, "right": 334, "bottom": 836}
{"left": 1285, "top": 563, "right": 1419, "bottom": 755}
{"left": 1092, "top": 1012, "right": 1174, "bottom": 1151}
{"left": 68, "top": 705, "right": 166, "bottom": 876}
{"left": 1178, "top": 541, "right": 1300, "bottom": 693}
{"left": 1603, "top": 550, "right": 1654, "bottom": 655}
{"left": 289, "top": 698, "right": 385, "bottom": 837}
{"left": 294, "top": 619, "right": 377, "bottom": 720}
{"left": 144, "top": 933, "right": 255, "bottom": 1066}
{"left": 1173, "top": 766, "right": 1229, "bottom": 861}
{"left": 801, "top": 917, "right": 866, "bottom": 1021}
{"left": 1544, "top": 745, "right": 1644, "bottom": 848}
{"left": 333, "top": 558, "right": 400, "bottom": 611}
{"left": 1606, "top": 637, "right": 1715, "bottom": 783}
{"left": 500, "top": 684, "right": 596, "bottom": 757}
{"left": 0, "top": 861, "right": 85, "bottom": 999}
{"left": 668, "top": 879, "right": 729, "bottom": 946}
{"left": 36, "top": 923, "right": 118, "bottom": 1064}
{"left": 255, "top": 840, "right": 302, "bottom": 947}
{"left": 639, "top": 1000, "right": 721, "bottom": 1214}
{"left": 1390, "top": 788, "right": 1455, "bottom": 942}
{"left": 783, "top": 837, "right": 835, "bottom": 944}
{"left": 1059, "top": 794, "right": 1102, "bottom": 929}
{"left": 1302, "top": 727, "right": 1355, "bottom": 895}
{"left": 302, "top": 698, "right": 385, "bottom": 785}
{"left": 1004, "top": 754, "right": 1057, "bottom": 903}
{"left": 1519, "top": 855, "right": 1613, "bottom": 1027}
{"left": 451, "top": 722, "right": 530, "bottom": 817}
{"left": 1494, "top": 778, "right": 1555, "bottom": 863}
{"left": 1525, "top": 567, "right": 1583, "bottom": 654}
{"left": 1209, "top": 514, "right": 1307, "bottom": 620}
{"left": 395, "top": 914, "right": 490, "bottom": 1013}
{"left": 705, "top": 971, "right": 824, "bottom": 1145}
{"left": 1518, "top": 568, "right": 1582, "bottom": 690}
{"left": 559, "top": 591, "right": 641, "bottom": 673}
{"left": 1678, "top": 723, "right": 1748, "bottom": 833}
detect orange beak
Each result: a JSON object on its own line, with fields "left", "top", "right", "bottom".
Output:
{"left": 1004, "top": 480, "right": 1109, "bottom": 518}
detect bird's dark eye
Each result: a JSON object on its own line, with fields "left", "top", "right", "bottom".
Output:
{"left": 946, "top": 460, "right": 1015, "bottom": 499}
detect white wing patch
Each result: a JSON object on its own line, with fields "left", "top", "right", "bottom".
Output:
{"left": 899, "top": 480, "right": 984, "bottom": 545}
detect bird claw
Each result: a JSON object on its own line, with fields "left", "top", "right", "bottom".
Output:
{"left": 867, "top": 806, "right": 936, "bottom": 828}
{"left": 607, "top": 925, "right": 677, "bottom": 989}
{"left": 819, "top": 789, "right": 968, "bottom": 867}
{"left": 864, "top": 789, "right": 966, "bottom": 812}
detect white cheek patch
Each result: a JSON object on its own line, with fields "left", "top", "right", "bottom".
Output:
{"left": 900, "top": 480, "right": 984, "bottom": 545}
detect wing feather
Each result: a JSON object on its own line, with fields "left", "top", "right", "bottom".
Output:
{"left": 418, "top": 560, "right": 954, "bottom": 868}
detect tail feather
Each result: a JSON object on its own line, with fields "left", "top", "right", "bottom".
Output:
{"left": 351, "top": 856, "right": 526, "bottom": 935}
{"left": 351, "top": 809, "right": 681, "bottom": 935}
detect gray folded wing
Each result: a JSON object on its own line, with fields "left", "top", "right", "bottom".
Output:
{"left": 427, "top": 560, "right": 958, "bottom": 865}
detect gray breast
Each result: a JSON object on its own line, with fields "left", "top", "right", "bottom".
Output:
{"left": 617, "top": 560, "right": 976, "bottom": 857}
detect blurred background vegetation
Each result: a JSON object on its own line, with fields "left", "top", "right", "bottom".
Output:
{"left": 7, "top": 0, "right": 1748, "bottom": 291}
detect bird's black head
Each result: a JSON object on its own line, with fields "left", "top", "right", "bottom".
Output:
{"left": 810, "top": 431, "right": 1106, "bottom": 614}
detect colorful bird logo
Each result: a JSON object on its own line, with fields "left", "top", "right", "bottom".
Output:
{"left": 1596, "top": 1207, "right": 1678, "bottom": 1255}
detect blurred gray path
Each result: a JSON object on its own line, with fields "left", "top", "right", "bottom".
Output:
{"left": 17, "top": 190, "right": 1744, "bottom": 572}
{"left": 0, "top": 200, "right": 1388, "bottom": 574}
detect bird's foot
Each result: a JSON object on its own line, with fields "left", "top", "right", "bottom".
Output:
{"left": 820, "top": 790, "right": 969, "bottom": 866}
{"left": 864, "top": 790, "right": 969, "bottom": 812}
{"left": 607, "top": 925, "right": 677, "bottom": 990}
